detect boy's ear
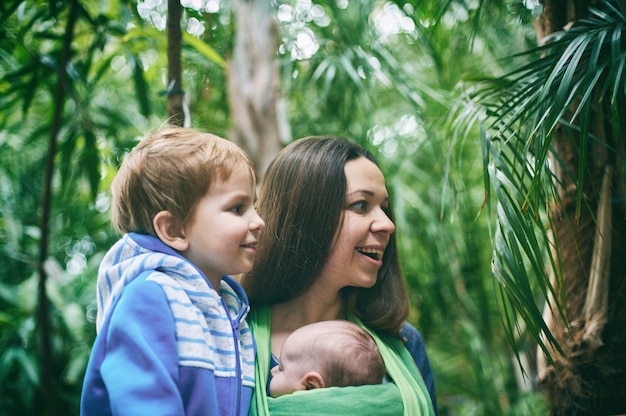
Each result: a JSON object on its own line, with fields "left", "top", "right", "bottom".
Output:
{"left": 303, "top": 372, "right": 325, "bottom": 390}
{"left": 153, "top": 211, "right": 189, "bottom": 251}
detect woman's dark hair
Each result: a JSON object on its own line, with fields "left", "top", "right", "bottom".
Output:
{"left": 242, "top": 136, "right": 410, "bottom": 335}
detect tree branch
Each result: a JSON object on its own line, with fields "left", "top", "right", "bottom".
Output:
{"left": 37, "top": 0, "right": 79, "bottom": 414}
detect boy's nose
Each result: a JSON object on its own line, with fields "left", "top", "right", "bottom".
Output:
{"left": 251, "top": 210, "right": 265, "bottom": 231}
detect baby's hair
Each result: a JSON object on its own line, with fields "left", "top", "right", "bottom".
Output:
{"left": 110, "top": 127, "right": 254, "bottom": 235}
{"left": 308, "top": 321, "right": 386, "bottom": 388}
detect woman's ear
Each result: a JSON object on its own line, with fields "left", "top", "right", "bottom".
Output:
{"left": 153, "top": 211, "right": 189, "bottom": 251}
{"left": 303, "top": 371, "right": 325, "bottom": 390}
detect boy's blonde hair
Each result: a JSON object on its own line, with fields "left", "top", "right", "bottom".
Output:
{"left": 110, "top": 127, "right": 254, "bottom": 235}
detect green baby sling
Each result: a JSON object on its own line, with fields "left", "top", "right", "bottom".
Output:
{"left": 247, "top": 305, "right": 435, "bottom": 416}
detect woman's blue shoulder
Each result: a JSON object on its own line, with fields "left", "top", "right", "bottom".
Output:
{"left": 400, "top": 321, "right": 424, "bottom": 346}
{"left": 400, "top": 321, "right": 439, "bottom": 415}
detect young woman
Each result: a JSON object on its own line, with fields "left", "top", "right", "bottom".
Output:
{"left": 242, "top": 136, "right": 437, "bottom": 415}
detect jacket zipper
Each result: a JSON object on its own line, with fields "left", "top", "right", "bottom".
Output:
{"left": 223, "top": 297, "right": 242, "bottom": 416}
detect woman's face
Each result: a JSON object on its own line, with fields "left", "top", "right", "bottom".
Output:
{"left": 318, "top": 157, "right": 395, "bottom": 290}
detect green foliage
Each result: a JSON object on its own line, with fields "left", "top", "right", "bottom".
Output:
{"left": 275, "top": 1, "right": 548, "bottom": 413}
{"left": 452, "top": 0, "right": 626, "bottom": 364}
{"left": 1, "top": 1, "right": 156, "bottom": 413}
{"left": 0, "top": 259, "right": 99, "bottom": 415}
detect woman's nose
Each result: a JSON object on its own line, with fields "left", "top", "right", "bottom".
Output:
{"left": 371, "top": 208, "right": 395, "bottom": 234}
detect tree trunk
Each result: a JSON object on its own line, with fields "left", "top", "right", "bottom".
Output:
{"left": 227, "top": 0, "right": 287, "bottom": 181}
{"left": 167, "top": 0, "right": 186, "bottom": 127}
{"left": 536, "top": 1, "right": 626, "bottom": 414}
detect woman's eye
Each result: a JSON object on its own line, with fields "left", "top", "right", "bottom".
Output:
{"left": 351, "top": 201, "right": 367, "bottom": 212}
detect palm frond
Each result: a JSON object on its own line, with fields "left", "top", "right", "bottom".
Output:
{"left": 452, "top": 0, "right": 626, "bottom": 360}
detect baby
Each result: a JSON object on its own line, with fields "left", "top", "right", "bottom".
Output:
{"left": 269, "top": 320, "right": 386, "bottom": 397}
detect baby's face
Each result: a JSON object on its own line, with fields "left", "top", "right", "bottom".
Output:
{"left": 268, "top": 330, "right": 313, "bottom": 397}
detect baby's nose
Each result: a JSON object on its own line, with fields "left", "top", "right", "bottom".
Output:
{"left": 270, "top": 365, "right": 278, "bottom": 376}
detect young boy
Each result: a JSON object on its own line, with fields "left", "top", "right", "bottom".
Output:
{"left": 269, "top": 320, "right": 386, "bottom": 397}
{"left": 80, "top": 127, "right": 265, "bottom": 416}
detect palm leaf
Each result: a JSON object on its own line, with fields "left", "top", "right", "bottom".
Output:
{"left": 452, "top": 0, "right": 626, "bottom": 361}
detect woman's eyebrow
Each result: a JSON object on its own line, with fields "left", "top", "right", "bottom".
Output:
{"left": 347, "top": 189, "right": 389, "bottom": 201}
{"left": 347, "top": 189, "right": 374, "bottom": 197}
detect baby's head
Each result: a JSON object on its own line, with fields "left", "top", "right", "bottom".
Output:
{"left": 269, "top": 320, "right": 385, "bottom": 397}
{"left": 110, "top": 127, "right": 254, "bottom": 236}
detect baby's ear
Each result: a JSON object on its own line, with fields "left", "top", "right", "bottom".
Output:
{"left": 153, "top": 211, "right": 189, "bottom": 251}
{"left": 303, "top": 372, "right": 325, "bottom": 390}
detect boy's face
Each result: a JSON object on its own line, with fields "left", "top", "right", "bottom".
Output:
{"left": 181, "top": 167, "right": 264, "bottom": 287}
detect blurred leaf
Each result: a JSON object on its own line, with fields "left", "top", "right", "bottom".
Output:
{"left": 183, "top": 31, "right": 226, "bottom": 68}
{"left": 131, "top": 54, "right": 151, "bottom": 117}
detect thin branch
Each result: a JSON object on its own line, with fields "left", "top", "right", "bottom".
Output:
{"left": 37, "top": 0, "right": 79, "bottom": 414}
{"left": 167, "top": 0, "right": 185, "bottom": 127}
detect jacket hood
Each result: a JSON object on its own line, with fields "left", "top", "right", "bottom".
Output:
{"left": 95, "top": 233, "right": 249, "bottom": 332}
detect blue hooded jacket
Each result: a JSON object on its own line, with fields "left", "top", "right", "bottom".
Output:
{"left": 81, "top": 233, "right": 255, "bottom": 415}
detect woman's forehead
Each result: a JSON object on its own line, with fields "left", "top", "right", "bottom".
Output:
{"left": 344, "top": 158, "right": 387, "bottom": 194}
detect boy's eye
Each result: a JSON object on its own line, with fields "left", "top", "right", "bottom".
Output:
{"left": 230, "top": 204, "right": 244, "bottom": 214}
